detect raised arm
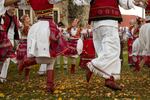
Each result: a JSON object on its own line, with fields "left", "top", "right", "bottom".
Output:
{"left": 119, "top": 0, "right": 148, "bottom": 9}
{"left": 48, "top": 0, "right": 62, "bottom": 4}
{"left": 119, "top": 0, "right": 135, "bottom": 9}
{"left": 73, "top": 0, "right": 91, "bottom": 6}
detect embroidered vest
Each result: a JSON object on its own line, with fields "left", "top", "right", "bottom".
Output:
{"left": 3, "top": 12, "right": 19, "bottom": 40}
{"left": 89, "top": 0, "right": 122, "bottom": 23}
{"left": 29, "top": 0, "right": 53, "bottom": 17}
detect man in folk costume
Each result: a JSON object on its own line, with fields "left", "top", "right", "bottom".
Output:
{"left": 0, "top": 0, "right": 21, "bottom": 83}
{"left": 0, "top": 5, "right": 21, "bottom": 83}
{"left": 17, "top": 0, "right": 68, "bottom": 93}
{"left": 4, "top": 5, "right": 20, "bottom": 47}
{"left": 74, "top": 0, "right": 146, "bottom": 90}
{"left": 138, "top": 0, "right": 150, "bottom": 68}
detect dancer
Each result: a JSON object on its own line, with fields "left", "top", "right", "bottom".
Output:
{"left": 73, "top": 0, "right": 146, "bottom": 90}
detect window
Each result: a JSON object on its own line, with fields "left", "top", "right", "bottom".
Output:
{"left": 16, "top": 7, "right": 33, "bottom": 24}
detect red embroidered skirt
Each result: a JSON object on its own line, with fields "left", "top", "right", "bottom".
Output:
{"left": 16, "top": 39, "right": 27, "bottom": 61}
{"left": 79, "top": 38, "right": 95, "bottom": 69}
{"left": 0, "top": 31, "right": 16, "bottom": 63}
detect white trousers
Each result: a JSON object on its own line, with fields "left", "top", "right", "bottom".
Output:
{"left": 38, "top": 64, "right": 47, "bottom": 75}
{"left": 132, "top": 38, "right": 143, "bottom": 56}
{"left": 139, "top": 23, "right": 150, "bottom": 56}
{"left": 0, "top": 58, "right": 10, "bottom": 82}
{"left": 88, "top": 26, "right": 121, "bottom": 80}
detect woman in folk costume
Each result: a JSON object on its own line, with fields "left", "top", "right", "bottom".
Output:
{"left": 128, "top": 17, "right": 144, "bottom": 67}
{"left": 79, "top": 24, "right": 94, "bottom": 67}
{"left": 55, "top": 22, "right": 68, "bottom": 69}
{"left": 0, "top": 0, "right": 21, "bottom": 83}
{"left": 132, "top": 38, "right": 143, "bottom": 71}
{"left": 73, "top": 0, "right": 146, "bottom": 90}
{"left": 16, "top": 14, "right": 32, "bottom": 81}
{"left": 138, "top": 0, "right": 150, "bottom": 68}
{"left": 17, "top": 0, "right": 70, "bottom": 93}
{"left": 79, "top": 24, "right": 95, "bottom": 81}
{"left": 67, "top": 18, "right": 81, "bottom": 74}
{"left": 0, "top": 5, "right": 21, "bottom": 83}
{"left": 128, "top": 19, "right": 138, "bottom": 66}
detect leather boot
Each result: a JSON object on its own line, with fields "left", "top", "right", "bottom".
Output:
{"left": 47, "top": 70, "right": 55, "bottom": 93}
{"left": 18, "top": 58, "right": 36, "bottom": 75}
{"left": 86, "top": 68, "right": 93, "bottom": 82}
{"left": 133, "top": 56, "right": 140, "bottom": 72}
{"left": 105, "top": 76, "right": 122, "bottom": 90}
{"left": 134, "top": 62, "right": 140, "bottom": 72}
{"left": 70, "top": 64, "right": 75, "bottom": 74}
{"left": 24, "top": 68, "right": 30, "bottom": 81}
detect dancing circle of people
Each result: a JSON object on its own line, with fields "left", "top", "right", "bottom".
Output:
{"left": 0, "top": 0, "right": 150, "bottom": 93}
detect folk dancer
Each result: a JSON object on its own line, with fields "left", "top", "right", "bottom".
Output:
{"left": 73, "top": 0, "right": 146, "bottom": 90}
{"left": 0, "top": 5, "right": 21, "bottom": 83}
{"left": 16, "top": 14, "right": 32, "bottom": 81}
{"left": 18, "top": 0, "right": 68, "bottom": 93}
{"left": 66, "top": 18, "right": 81, "bottom": 74}
{"left": 0, "top": 0, "right": 21, "bottom": 83}
{"left": 138, "top": 0, "right": 150, "bottom": 68}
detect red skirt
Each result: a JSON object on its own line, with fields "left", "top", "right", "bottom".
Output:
{"left": 16, "top": 39, "right": 27, "bottom": 61}
{"left": 63, "top": 39, "right": 78, "bottom": 56}
{"left": 79, "top": 38, "right": 95, "bottom": 69}
{"left": 0, "top": 31, "right": 16, "bottom": 63}
{"left": 145, "top": 56, "right": 150, "bottom": 66}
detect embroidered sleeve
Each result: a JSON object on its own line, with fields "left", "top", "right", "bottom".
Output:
{"left": 0, "top": 0, "right": 6, "bottom": 15}
{"left": 48, "top": 0, "right": 62, "bottom": 4}
{"left": 119, "top": 0, "right": 135, "bottom": 9}
{"left": 73, "top": 0, "right": 91, "bottom": 6}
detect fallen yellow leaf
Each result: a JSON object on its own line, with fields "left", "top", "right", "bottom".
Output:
{"left": 0, "top": 93, "right": 5, "bottom": 97}
{"left": 58, "top": 97, "right": 62, "bottom": 100}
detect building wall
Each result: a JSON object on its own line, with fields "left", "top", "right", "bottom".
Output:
{"left": 55, "top": 1, "right": 90, "bottom": 27}
{"left": 54, "top": 0, "right": 69, "bottom": 26}
{"left": 119, "top": 15, "right": 138, "bottom": 27}
{"left": 16, "top": 1, "right": 90, "bottom": 27}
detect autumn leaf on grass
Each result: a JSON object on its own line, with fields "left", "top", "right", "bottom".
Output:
{"left": 58, "top": 97, "right": 63, "bottom": 100}
{"left": 54, "top": 90, "right": 62, "bottom": 94}
{"left": 0, "top": 93, "right": 5, "bottom": 97}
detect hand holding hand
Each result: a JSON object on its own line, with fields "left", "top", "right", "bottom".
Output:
{"left": 133, "top": 0, "right": 148, "bottom": 8}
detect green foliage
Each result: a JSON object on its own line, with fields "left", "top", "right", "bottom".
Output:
{"left": 68, "top": 0, "right": 84, "bottom": 25}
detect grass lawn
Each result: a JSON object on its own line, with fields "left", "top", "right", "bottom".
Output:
{"left": 0, "top": 51, "right": 150, "bottom": 100}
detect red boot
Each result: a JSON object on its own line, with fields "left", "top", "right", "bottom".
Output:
{"left": 18, "top": 58, "right": 36, "bottom": 75}
{"left": 133, "top": 56, "right": 140, "bottom": 72}
{"left": 134, "top": 62, "right": 140, "bottom": 72}
{"left": 47, "top": 70, "right": 55, "bottom": 93}
{"left": 86, "top": 68, "right": 93, "bottom": 82}
{"left": 25, "top": 68, "right": 30, "bottom": 82}
{"left": 105, "top": 76, "right": 122, "bottom": 91}
{"left": 70, "top": 64, "right": 75, "bottom": 74}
